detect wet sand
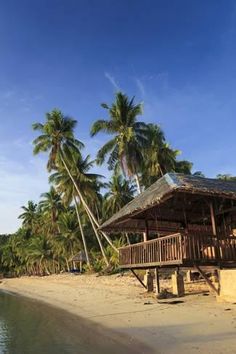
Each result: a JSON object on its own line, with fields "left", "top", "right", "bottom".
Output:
{"left": 1, "top": 274, "right": 236, "bottom": 354}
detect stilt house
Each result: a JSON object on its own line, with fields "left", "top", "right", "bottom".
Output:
{"left": 100, "top": 174, "right": 236, "bottom": 272}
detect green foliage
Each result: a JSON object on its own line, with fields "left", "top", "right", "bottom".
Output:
{"left": 2, "top": 95, "right": 233, "bottom": 278}
{"left": 217, "top": 174, "right": 236, "bottom": 181}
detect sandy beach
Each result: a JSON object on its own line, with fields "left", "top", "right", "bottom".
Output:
{"left": 1, "top": 274, "right": 236, "bottom": 354}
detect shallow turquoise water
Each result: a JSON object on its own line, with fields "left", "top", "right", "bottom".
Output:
{"left": 0, "top": 291, "right": 141, "bottom": 354}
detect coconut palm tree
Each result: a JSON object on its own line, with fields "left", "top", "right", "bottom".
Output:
{"left": 103, "top": 174, "right": 135, "bottom": 218}
{"left": 33, "top": 109, "right": 117, "bottom": 263}
{"left": 50, "top": 153, "right": 104, "bottom": 265}
{"left": 90, "top": 92, "right": 148, "bottom": 193}
{"left": 57, "top": 211, "right": 82, "bottom": 270}
{"left": 27, "top": 235, "right": 53, "bottom": 275}
{"left": 174, "top": 160, "right": 193, "bottom": 174}
{"left": 18, "top": 201, "right": 38, "bottom": 233}
{"left": 141, "top": 123, "right": 193, "bottom": 187}
{"left": 39, "top": 187, "right": 63, "bottom": 234}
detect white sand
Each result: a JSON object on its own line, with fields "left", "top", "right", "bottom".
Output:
{"left": 1, "top": 274, "right": 236, "bottom": 354}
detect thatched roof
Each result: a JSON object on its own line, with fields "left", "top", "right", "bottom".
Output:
{"left": 100, "top": 173, "right": 236, "bottom": 232}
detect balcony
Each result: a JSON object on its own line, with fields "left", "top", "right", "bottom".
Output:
{"left": 119, "top": 233, "right": 236, "bottom": 269}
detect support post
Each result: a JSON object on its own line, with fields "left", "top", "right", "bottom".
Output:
{"left": 144, "top": 270, "right": 154, "bottom": 292}
{"left": 130, "top": 269, "right": 147, "bottom": 290}
{"left": 186, "top": 270, "right": 192, "bottom": 282}
{"left": 144, "top": 219, "right": 149, "bottom": 242}
{"left": 195, "top": 264, "right": 219, "bottom": 295}
{"left": 210, "top": 202, "right": 217, "bottom": 236}
{"left": 154, "top": 267, "right": 160, "bottom": 295}
{"left": 172, "top": 271, "right": 185, "bottom": 297}
{"left": 210, "top": 201, "right": 220, "bottom": 261}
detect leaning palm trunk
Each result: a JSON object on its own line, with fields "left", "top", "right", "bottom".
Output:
{"left": 60, "top": 152, "right": 118, "bottom": 254}
{"left": 74, "top": 195, "right": 91, "bottom": 266}
{"left": 134, "top": 173, "right": 142, "bottom": 194}
{"left": 86, "top": 209, "right": 109, "bottom": 266}
{"left": 134, "top": 174, "right": 147, "bottom": 241}
{"left": 125, "top": 232, "right": 131, "bottom": 245}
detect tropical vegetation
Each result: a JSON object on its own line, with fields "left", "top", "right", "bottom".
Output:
{"left": 0, "top": 92, "right": 234, "bottom": 277}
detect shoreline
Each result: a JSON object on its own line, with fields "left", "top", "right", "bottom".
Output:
{"left": 1, "top": 274, "right": 236, "bottom": 353}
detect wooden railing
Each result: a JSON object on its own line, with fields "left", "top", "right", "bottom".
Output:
{"left": 219, "top": 237, "right": 236, "bottom": 260}
{"left": 119, "top": 233, "right": 236, "bottom": 268}
{"left": 119, "top": 233, "right": 183, "bottom": 267}
{"left": 182, "top": 234, "right": 236, "bottom": 262}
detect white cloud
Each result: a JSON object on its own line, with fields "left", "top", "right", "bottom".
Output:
{"left": 135, "top": 78, "right": 145, "bottom": 96}
{"left": 104, "top": 72, "right": 120, "bottom": 90}
{"left": 0, "top": 151, "right": 49, "bottom": 234}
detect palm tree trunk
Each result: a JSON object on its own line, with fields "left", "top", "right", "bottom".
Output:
{"left": 134, "top": 173, "right": 142, "bottom": 194}
{"left": 125, "top": 232, "right": 130, "bottom": 245}
{"left": 134, "top": 173, "right": 147, "bottom": 242}
{"left": 60, "top": 152, "right": 118, "bottom": 253}
{"left": 86, "top": 209, "right": 109, "bottom": 266}
{"left": 74, "top": 195, "right": 91, "bottom": 266}
{"left": 65, "top": 258, "right": 70, "bottom": 272}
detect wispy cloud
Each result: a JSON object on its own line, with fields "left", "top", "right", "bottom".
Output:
{"left": 0, "top": 88, "right": 43, "bottom": 112}
{"left": 104, "top": 72, "right": 120, "bottom": 90}
{"left": 0, "top": 141, "right": 49, "bottom": 233}
{"left": 135, "top": 78, "right": 145, "bottom": 96}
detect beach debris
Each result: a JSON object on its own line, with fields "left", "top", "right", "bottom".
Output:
{"left": 158, "top": 300, "right": 184, "bottom": 305}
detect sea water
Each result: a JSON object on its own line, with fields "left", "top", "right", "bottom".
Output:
{"left": 0, "top": 290, "right": 142, "bottom": 354}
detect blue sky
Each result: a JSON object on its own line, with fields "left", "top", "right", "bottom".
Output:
{"left": 0, "top": 0, "right": 236, "bottom": 233}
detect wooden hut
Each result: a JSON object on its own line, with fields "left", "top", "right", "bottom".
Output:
{"left": 100, "top": 173, "right": 236, "bottom": 293}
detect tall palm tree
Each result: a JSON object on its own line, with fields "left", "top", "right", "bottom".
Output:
{"left": 141, "top": 123, "right": 193, "bottom": 187}
{"left": 103, "top": 174, "right": 135, "bottom": 218}
{"left": 18, "top": 201, "right": 38, "bottom": 233}
{"left": 91, "top": 92, "right": 147, "bottom": 193}
{"left": 39, "top": 187, "right": 63, "bottom": 234}
{"left": 50, "top": 153, "right": 104, "bottom": 265}
{"left": 27, "top": 235, "right": 53, "bottom": 275}
{"left": 33, "top": 109, "right": 117, "bottom": 261}
{"left": 57, "top": 211, "right": 82, "bottom": 271}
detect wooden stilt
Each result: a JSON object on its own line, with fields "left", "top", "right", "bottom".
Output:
{"left": 195, "top": 264, "right": 219, "bottom": 295}
{"left": 210, "top": 201, "right": 220, "bottom": 262}
{"left": 130, "top": 269, "right": 147, "bottom": 289}
{"left": 144, "top": 219, "right": 149, "bottom": 242}
{"left": 154, "top": 267, "right": 160, "bottom": 295}
{"left": 210, "top": 202, "right": 217, "bottom": 236}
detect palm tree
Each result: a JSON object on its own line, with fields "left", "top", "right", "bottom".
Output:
{"left": 57, "top": 211, "right": 82, "bottom": 271}
{"left": 141, "top": 124, "right": 193, "bottom": 187}
{"left": 50, "top": 153, "right": 104, "bottom": 265}
{"left": 18, "top": 201, "right": 38, "bottom": 232}
{"left": 217, "top": 174, "right": 236, "bottom": 181}
{"left": 27, "top": 235, "right": 53, "bottom": 275}
{"left": 39, "top": 187, "right": 63, "bottom": 234}
{"left": 175, "top": 160, "right": 193, "bottom": 174}
{"left": 32, "top": 109, "right": 117, "bottom": 262}
{"left": 91, "top": 92, "right": 147, "bottom": 193}
{"left": 103, "top": 174, "right": 135, "bottom": 218}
